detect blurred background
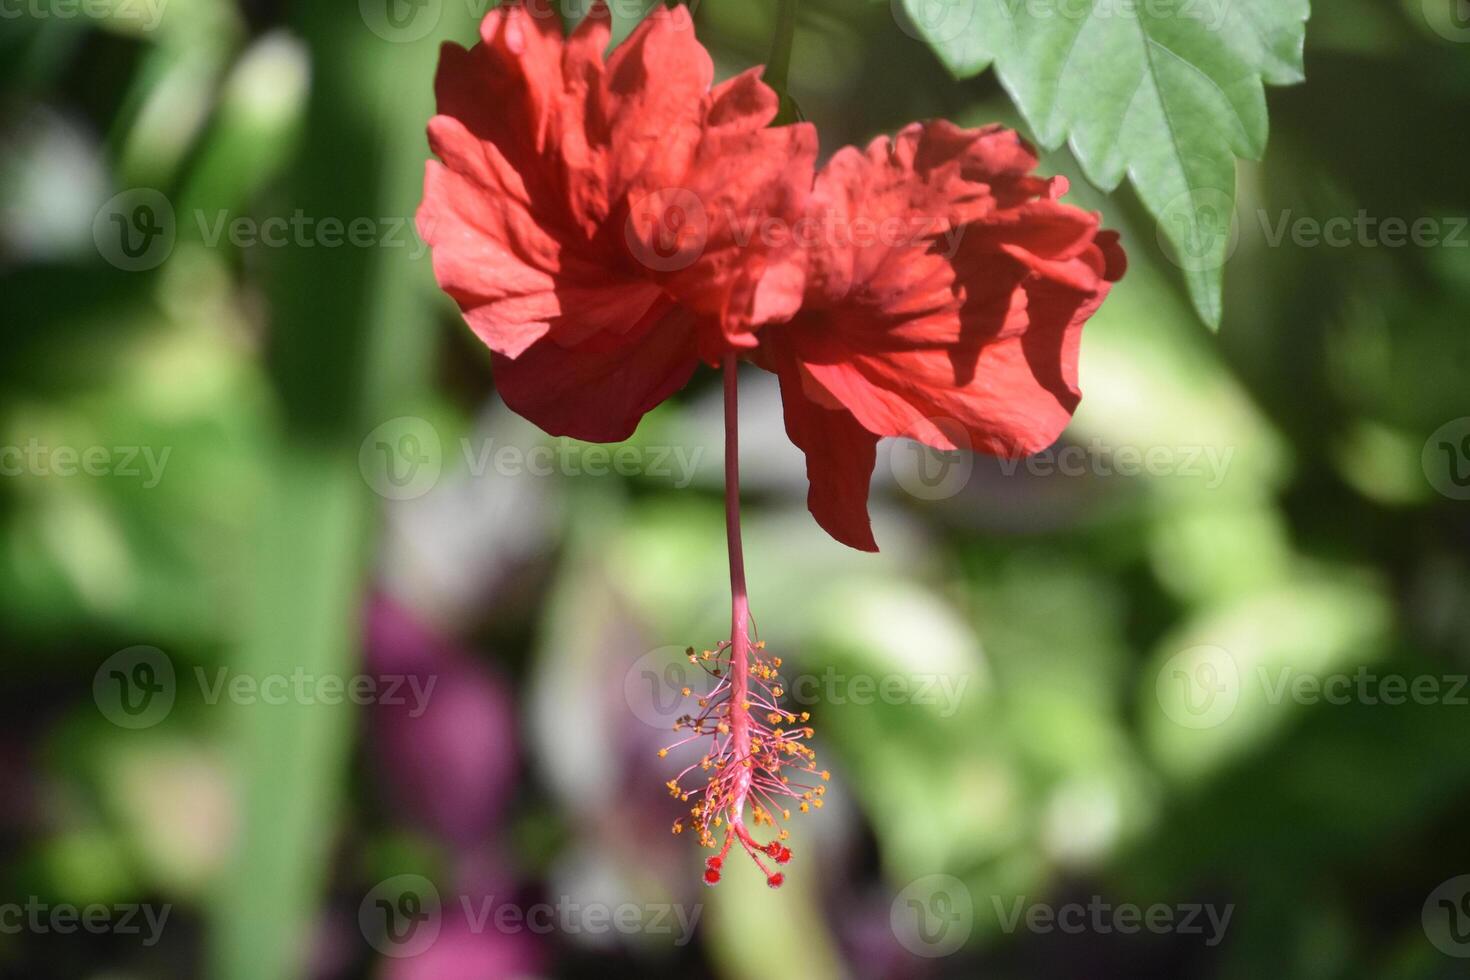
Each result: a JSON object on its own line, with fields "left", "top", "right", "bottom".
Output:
{"left": 2, "top": 0, "right": 1469, "bottom": 977}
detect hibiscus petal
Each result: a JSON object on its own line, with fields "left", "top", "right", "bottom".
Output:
{"left": 648, "top": 121, "right": 819, "bottom": 342}
{"left": 418, "top": 121, "right": 665, "bottom": 358}
{"left": 759, "top": 120, "right": 1125, "bottom": 549}
{"left": 600, "top": 6, "right": 713, "bottom": 203}
{"left": 490, "top": 303, "right": 700, "bottom": 443}
{"left": 775, "top": 363, "right": 880, "bottom": 552}
{"left": 425, "top": 3, "right": 816, "bottom": 382}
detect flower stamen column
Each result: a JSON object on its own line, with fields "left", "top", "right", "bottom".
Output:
{"left": 662, "top": 357, "right": 828, "bottom": 887}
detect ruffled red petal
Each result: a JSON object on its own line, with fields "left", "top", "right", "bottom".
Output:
{"left": 419, "top": 3, "right": 817, "bottom": 441}
{"left": 765, "top": 121, "right": 1125, "bottom": 548}
{"left": 490, "top": 300, "right": 700, "bottom": 443}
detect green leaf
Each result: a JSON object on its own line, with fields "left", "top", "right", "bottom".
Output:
{"left": 901, "top": 0, "right": 1309, "bottom": 328}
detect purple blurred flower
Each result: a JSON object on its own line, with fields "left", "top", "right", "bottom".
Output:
{"left": 365, "top": 596, "right": 518, "bottom": 848}
{"left": 380, "top": 919, "right": 543, "bottom": 980}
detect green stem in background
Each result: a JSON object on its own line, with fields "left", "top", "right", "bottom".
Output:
{"left": 764, "top": 0, "right": 800, "bottom": 125}
{"left": 206, "top": 7, "right": 439, "bottom": 980}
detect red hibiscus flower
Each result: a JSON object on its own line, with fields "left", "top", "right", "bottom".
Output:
{"left": 416, "top": 1, "right": 816, "bottom": 442}
{"left": 418, "top": 4, "right": 1126, "bottom": 891}
{"left": 754, "top": 121, "right": 1126, "bottom": 551}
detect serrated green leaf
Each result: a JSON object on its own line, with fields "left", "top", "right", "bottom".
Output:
{"left": 895, "top": 0, "right": 1014, "bottom": 77}
{"left": 902, "top": 0, "right": 1309, "bottom": 328}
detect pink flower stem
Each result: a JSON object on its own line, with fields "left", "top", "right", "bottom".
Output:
{"left": 722, "top": 354, "right": 754, "bottom": 826}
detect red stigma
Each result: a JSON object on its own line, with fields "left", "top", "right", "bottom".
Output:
{"left": 704, "top": 868, "right": 721, "bottom": 886}
{"left": 767, "top": 873, "right": 784, "bottom": 889}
